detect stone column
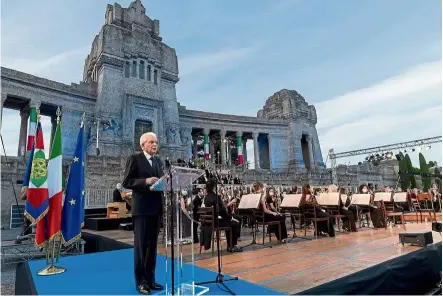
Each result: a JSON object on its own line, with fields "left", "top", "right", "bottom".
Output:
{"left": 192, "top": 135, "right": 198, "bottom": 159}
{"left": 267, "top": 134, "right": 272, "bottom": 170}
{"left": 220, "top": 130, "right": 227, "bottom": 167}
{"left": 18, "top": 109, "right": 30, "bottom": 157}
{"left": 307, "top": 135, "right": 314, "bottom": 170}
{"left": 243, "top": 138, "right": 248, "bottom": 168}
{"left": 227, "top": 137, "right": 232, "bottom": 166}
{"left": 252, "top": 132, "right": 260, "bottom": 170}
{"left": 1, "top": 93, "right": 6, "bottom": 130}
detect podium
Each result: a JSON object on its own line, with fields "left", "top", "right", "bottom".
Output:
{"left": 151, "top": 166, "right": 209, "bottom": 296}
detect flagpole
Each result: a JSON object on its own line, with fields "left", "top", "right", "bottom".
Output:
{"left": 37, "top": 107, "right": 66, "bottom": 276}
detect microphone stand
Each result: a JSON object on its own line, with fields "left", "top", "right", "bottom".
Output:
{"left": 196, "top": 169, "right": 238, "bottom": 295}
{"left": 165, "top": 158, "right": 176, "bottom": 295}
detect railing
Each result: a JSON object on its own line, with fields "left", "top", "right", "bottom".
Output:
{"left": 85, "top": 189, "right": 113, "bottom": 209}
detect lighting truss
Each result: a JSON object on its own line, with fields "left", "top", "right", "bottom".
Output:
{"left": 328, "top": 136, "right": 442, "bottom": 185}
{"left": 329, "top": 136, "right": 442, "bottom": 159}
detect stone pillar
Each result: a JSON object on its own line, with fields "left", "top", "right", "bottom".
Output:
{"left": 18, "top": 109, "right": 30, "bottom": 157}
{"left": 227, "top": 137, "right": 232, "bottom": 166}
{"left": 307, "top": 135, "right": 314, "bottom": 170}
{"left": 267, "top": 134, "right": 272, "bottom": 170}
{"left": 1, "top": 93, "right": 6, "bottom": 130}
{"left": 252, "top": 132, "right": 260, "bottom": 170}
{"left": 243, "top": 138, "right": 248, "bottom": 168}
{"left": 192, "top": 135, "right": 198, "bottom": 159}
{"left": 220, "top": 130, "right": 227, "bottom": 167}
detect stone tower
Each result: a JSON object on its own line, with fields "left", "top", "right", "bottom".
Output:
{"left": 82, "top": 0, "right": 184, "bottom": 159}
{"left": 257, "top": 89, "right": 325, "bottom": 170}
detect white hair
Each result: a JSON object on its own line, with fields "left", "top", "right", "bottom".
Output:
{"left": 139, "top": 132, "right": 157, "bottom": 146}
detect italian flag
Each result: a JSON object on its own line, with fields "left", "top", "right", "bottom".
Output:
{"left": 204, "top": 133, "right": 209, "bottom": 159}
{"left": 27, "top": 107, "right": 37, "bottom": 151}
{"left": 46, "top": 121, "right": 63, "bottom": 240}
{"left": 26, "top": 124, "right": 49, "bottom": 248}
{"left": 237, "top": 136, "right": 243, "bottom": 165}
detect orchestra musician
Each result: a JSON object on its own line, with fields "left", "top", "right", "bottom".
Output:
{"left": 363, "top": 185, "right": 384, "bottom": 228}
{"left": 203, "top": 178, "right": 243, "bottom": 253}
{"left": 337, "top": 187, "right": 357, "bottom": 232}
{"left": 259, "top": 187, "right": 288, "bottom": 243}
{"left": 300, "top": 184, "right": 335, "bottom": 237}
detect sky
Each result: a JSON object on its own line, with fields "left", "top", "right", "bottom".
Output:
{"left": 1, "top": 0, "right": 442, "bottom": 169}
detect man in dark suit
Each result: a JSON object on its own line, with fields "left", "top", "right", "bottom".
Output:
{"left": 122, "top": 132, "right": 164, "bottom": 295}
{"left": 203, "top": 178, "right": 242, "bottom": 253}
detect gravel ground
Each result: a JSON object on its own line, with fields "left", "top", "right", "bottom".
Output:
{"left": 1, "top": 262, "right": 16, "bottom": 295}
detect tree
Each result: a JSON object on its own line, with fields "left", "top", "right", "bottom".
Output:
{"left": 404, "top": 154, "right": 417, "bottom": 189}
{"left": 419, "top": 153, "right": 432, "bottom": 192}
{"left": 398, "top": 152, "right": 409, "bottom": 191}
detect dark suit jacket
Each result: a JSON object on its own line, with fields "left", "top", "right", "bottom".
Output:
{"left": 122, "top": 152, "right": 164, "bottom": 216}
{"left": 203, "top": 192, "right": 230, "bottom": 222}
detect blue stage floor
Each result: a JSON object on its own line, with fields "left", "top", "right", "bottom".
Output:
{"left": 28, "top": 249, "right": 283, "bottom": 295}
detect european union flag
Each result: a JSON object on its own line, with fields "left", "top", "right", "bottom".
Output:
{"left": 61, "top": 124, "right": 85, "bottom": 246}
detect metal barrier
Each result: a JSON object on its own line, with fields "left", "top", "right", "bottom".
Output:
{"left": 85, "top": 189, "right": 113, "bottom": 209}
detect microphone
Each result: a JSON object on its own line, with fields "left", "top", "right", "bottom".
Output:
{"left": 165, "top": 157, "right": 171, "bottom": 170}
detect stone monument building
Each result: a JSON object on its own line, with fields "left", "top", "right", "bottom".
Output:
{"left": 0, "top": 0, "right": 397, "bottom": 228}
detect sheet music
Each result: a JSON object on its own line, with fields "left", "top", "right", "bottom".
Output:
{"left": 238, "top": 194, "right": 262, "bottom": 209}
{"left": 393, "top": 192, "right": 407, "bottom": 202}
{"left": 350, "top": 194, "right": 371, "bottom": 205}
{"left": 375, "top": 192, "right": 392, "bottom": 202}
{"left": 280, "top": 194, "right": 302, "bottom": 208}
{"left": 316, "top": 193, "right": 340, "bottom": 206}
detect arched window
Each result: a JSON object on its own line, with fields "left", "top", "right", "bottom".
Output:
{"left": 134, "top": 120, "right": 153, "bottom": 151}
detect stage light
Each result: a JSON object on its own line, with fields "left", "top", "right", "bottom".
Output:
{"left": 426, "top": 145, "right": 431, "bottom": 150}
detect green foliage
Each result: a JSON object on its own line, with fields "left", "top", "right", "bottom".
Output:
{"left": 419, "top": 153, "right": 431, "bottom": 192}
{"left": 404, "top": 154, "right": 417, "bottom": 189}
{"left": 397, "top": 153, "right": 409, "bottom": 190}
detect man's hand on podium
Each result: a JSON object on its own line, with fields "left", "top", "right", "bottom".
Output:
{"left": 146, "top": 177, "right": 159, "bottom": 185}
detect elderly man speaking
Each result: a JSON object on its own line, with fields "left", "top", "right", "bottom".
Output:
{"left": 122, "top": 132, "right": 164, "bottom": 295}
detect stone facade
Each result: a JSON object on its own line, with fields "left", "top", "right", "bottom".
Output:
{"left": 0, "top": 0, "right": 398, "bottom": 228}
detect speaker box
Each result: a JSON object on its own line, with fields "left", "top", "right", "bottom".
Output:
{"left": 432, "top": 222, "right": 442, "bottom": 232}
{"left": 399, "top": 231, "right": 433, "bottom": 247}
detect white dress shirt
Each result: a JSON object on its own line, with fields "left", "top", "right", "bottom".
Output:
{"left": 143, "top": 151, "right": 153, "bottom": 166}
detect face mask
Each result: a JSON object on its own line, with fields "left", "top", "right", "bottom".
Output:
{"left": 269, "top": 192, "right": 275, "bottom": 196}
{"left": 181, "top": 190, "right": 188, "bottom": 196}
{"left": 362, "top": 188, "right": 368, "bottom": 193}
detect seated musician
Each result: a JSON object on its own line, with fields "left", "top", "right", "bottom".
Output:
{"left": 113, "top": 183, "right": 131, "bottom": 211}
{"left": 300, "top": 185, "right": 335, "bottom": 237}
{"left": 364, "top": 185, "right": 384, "bottom": 228}
{"left": 203, "top": 178, "right": 242, "bottom": 253}
{"left": 190, "top": 188, "right": 204, "bottom": 243}
{"left": 259, "top": 187, "right": 288, "bottom": 243}
{"left": 337, "top": 187, "right": 357, "bottom": 232}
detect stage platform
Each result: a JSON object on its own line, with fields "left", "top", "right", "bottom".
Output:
{"left": 22, "top": 249, "right": 283, "bottom": 295}
{"left": 84, "top": 216, "right": 132, "bottom": 231}
{"left": 81, "top": 221, "right": 442, "bottom": 294}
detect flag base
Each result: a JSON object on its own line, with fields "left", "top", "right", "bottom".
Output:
{"left": 37, "top": 264, "right": 66, "bottom": 276}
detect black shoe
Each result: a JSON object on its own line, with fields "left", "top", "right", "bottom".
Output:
{"left": 148, "top": 282, "right": 164, "bottom": 290}
{"left": 136, "top": 284, "right": 151, "bottom": 295}
{"left": 228, "top": 246, "right": 243, "bottom": 253}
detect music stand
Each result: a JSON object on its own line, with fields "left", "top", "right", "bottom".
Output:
{"left": 280, "top": 194, "right": 310, "bottom": 242}
{"left": 237, "top": 194, "right": 271, "bottom": 250}
{"left": 151, "top": 166, "right": 208, "bottom": 296}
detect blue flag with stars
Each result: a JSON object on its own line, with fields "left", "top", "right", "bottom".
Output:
{"left": 61, "top": 124, "right": 85, "bottom": 246}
